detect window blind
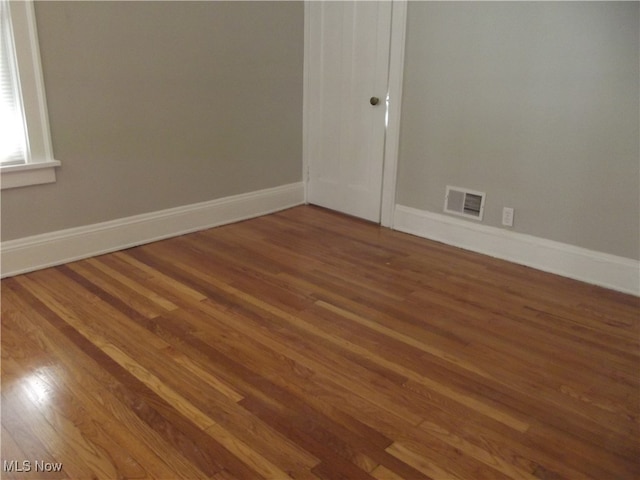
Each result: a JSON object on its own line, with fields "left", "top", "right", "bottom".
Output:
{"left": 0, "top": 0, "right": 28, "bottom": 166}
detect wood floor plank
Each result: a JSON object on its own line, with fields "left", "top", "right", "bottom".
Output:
{"left": 2, "top": 362, "right": 100, "bottom": 480}
{"left": 2, "top": 205, "right": 638, "bottom": 479}
{"left": 16, "top": 277, "right": 289, "bottom": 480}
{"left": 161, "top": 253, "right": 529, "bottom": 432}
{"left": 302, "top": 282, "right": 635, "bottom": 446}
{"left": 65, "top": 259, "right": 174, "bottom": 319}
{"left": 385, "top": 441, "right": 468, "bottom": 480}
{"left": 7, "top": 278, "right": 258, "bottom": 479}
{"left": 1, "top": 297, "right": 209, "bottom": 480}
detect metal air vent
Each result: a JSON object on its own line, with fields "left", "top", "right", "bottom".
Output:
{"left": 444, "top": 186, "right": 486, "bottom": 221}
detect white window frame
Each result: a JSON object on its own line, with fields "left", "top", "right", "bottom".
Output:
{"left": 1, "top": 0, "right": 59, "bottom": 190}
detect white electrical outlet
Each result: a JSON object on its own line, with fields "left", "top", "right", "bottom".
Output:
{"left": 502, "top": 207, "right": 514, "bottom": 227}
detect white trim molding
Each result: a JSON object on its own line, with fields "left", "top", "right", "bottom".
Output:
{"left": 302, "top": 0, "right": 311, "bottom": 205}
{"left": 1, "top": 182, "right": 304, "bottom": 278}
{"left": 1, "top": 1, "right": 60, "bottom": 189}
{"left": 380, "top": 0, "right": 407, "bottom": 228}
{"left": 1, "top": 159, "right": 61, "bottom": 189}
{"left": 393, "top": 204, "right": 640, "bottom": 296}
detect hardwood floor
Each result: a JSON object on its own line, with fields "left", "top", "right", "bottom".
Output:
{"left": 1, "top": 205, "right": 638, "bottom": 479}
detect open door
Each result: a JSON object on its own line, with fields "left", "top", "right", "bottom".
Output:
{"left": 305, "top": 1, "right": 392, "bottom": 223}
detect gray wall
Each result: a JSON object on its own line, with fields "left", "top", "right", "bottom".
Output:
{"left": 1, "top": 1, "right": 303, "bottom": 241}
{"left": 3, "top": 1, "right": 638, "bottom": 262}
{"left": 397, "top": 2, "right": 639, "bottom": 260}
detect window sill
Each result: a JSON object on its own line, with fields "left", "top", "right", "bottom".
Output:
{"left": 1, "top": 160, "right": 61, "bottom": 190}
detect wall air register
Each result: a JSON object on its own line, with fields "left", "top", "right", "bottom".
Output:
{"left": 444, "top": 185, "right": 486, "bottom": 221}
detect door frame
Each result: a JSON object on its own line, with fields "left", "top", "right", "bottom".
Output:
{"left": 302, "top": 0, "right": 407, "bottom": 228}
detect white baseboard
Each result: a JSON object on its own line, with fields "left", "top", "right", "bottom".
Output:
{"left": 1, "top": 182, "right": 305, "bottom": 278}
{"left": 393, "top": 205, "right": 640, "bottom": 296}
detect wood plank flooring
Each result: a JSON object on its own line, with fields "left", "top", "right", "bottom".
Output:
{"left": 2, "top": 205, "right": 639, "bottom": 479}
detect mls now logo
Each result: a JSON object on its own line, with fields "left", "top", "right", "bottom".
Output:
{"left": 3, "top": 460, "right": 31, "bottom": 472}
{"left": 3, "top": 460, "right": 63, "bottom": 473}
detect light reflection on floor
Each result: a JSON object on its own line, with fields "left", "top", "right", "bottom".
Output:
{"left": 23, "top": 370, "right": 56, "bottom": 407}
{"left": 4, "top": 365, "right": 62, "bottom": 412}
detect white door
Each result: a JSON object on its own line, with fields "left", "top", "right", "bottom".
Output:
{"left": 305, "top": 1, "right": 392, "bottom": 223}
